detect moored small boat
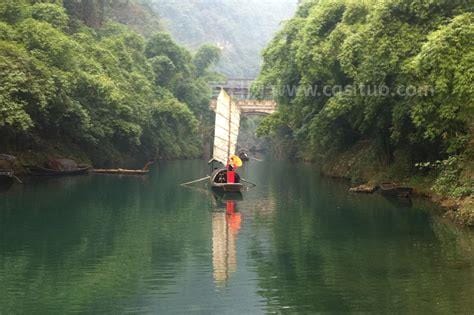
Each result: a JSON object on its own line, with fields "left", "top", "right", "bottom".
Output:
{"left": 24, "top": 159, "right": 91, "bottom": 176}
{"left": 92, "top": 161, "right": 155, "bottom": 176}
{"left": 92, "top": 169, "right": 149, "bottom": 175}
{"left": 25, "top": 165, "right": 91, "bottom": 176}
{"left": 379, "top": 182, "right": 413, "bottom": 198}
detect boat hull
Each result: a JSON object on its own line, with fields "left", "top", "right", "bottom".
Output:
{"left": 211, "top": 183, "right": 244, "bottom": 193}
{"left": 210, "top": 168, "right": 243, "bottom": 193}
{"left": 25, "top": 166, "right": 91, "bottom": 176}
{"left": 211, "top": 189, "right": 243, "bottom": 201}
{"left": 92, "top": 169, "right": 149, "bottom": 175}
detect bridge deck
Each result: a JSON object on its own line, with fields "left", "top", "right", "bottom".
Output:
{"left": 209, "top": 79, "right": 276, "bottom": 114}
{"left": 209, "top": 99, "right": 276, "bottom": 115}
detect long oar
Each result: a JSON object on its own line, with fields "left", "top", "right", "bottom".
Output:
{"left": 241, "top": 177, "right": 257, "bottom": 187}
{"left": 180, "top": 176, "right": 210, "bottom": 186}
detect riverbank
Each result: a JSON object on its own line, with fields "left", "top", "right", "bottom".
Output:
{"left": 315, "top": 141, "right": 473, "bottom": 227}
{"left": 3, "top": 136, "right": 204, "bottom": 175}
{"left": 5, "top": 140, "right": 472, "bottom": 227}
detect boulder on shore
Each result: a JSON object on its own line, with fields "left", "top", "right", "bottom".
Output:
{"left": 349, "top": 184, "right": 378, "bottom": 194}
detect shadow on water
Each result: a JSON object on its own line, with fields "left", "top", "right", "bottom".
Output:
{"left": 0, "top": 160, "right": 473, "bottom": 313}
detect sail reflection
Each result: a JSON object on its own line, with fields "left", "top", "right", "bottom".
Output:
{"left": 212, "top": 196, "right": 242, "bottom": 287}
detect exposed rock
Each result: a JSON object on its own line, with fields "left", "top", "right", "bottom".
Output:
{"left": 349, "top": 184, "right": 377, "bottom": 194}
{"left": 444, "top": 197, "right": 474, "bottom": 227}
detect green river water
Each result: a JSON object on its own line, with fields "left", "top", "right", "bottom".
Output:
{"left": 0, "top": 160, "right": 473, "bottom": 313}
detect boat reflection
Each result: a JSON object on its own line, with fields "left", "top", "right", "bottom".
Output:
{"left": 211, "top": 191, "right": 242, "bottom": 287}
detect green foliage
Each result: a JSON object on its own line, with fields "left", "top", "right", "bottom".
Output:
{"left": 193, "top": 44, "right": 221, "bottom": 77}
{"left": 417, "top": 156, "right": 473, "bottom": 198}
{"left": 145, "top": 32, "right": 190, "bottom": 71}
{"left": 0, "top": 21, "right": 18, "bottom": 40}
{"left": 0, "top": 0, "right": 26, "bottom": 24}
{"left": 0, "top": 40, "right": 54, "bottom": 131}
{"left": 257, "top": 0, "right": 473, "bottom": 191}
{"left": 408, "top": 13, "right": 474, "bottom": 154}
{"left": 0, "top": 1, "right": 219, "bottom": 162}
{"left": 63, "top": 0, "right": 106, "bottom": 28}
{"left": 30, "top": 3, "right": 69, "bottom": 30}
{"left": 256, "top": 112, "right": 286, "bottom": 137}
{"left": 19, "top": 18, "right": 78, "bottom": 69}
{"left": 142, "top": 98, "right": 201, "bottom": 159}
{"left": 150, "top": 55, "right": 176, "bottom": 86}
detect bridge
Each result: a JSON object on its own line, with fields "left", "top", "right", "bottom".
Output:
{"left": 208, "top": 79, "right": 277, "bottom": 161}
{"left": 209, "top": 79, "right": 276, "bottom": 115}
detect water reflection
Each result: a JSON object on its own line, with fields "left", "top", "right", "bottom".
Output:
{"left": 211, "top": 193, "right": 242, "bottom": 287}
{"left": 0, "top": 161, "right": 473, "bottom": 313}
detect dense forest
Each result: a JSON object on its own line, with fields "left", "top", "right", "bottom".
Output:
{"left": 256, "top": 0, "right": 473, "bottom": 208}
{"left": 0, "top": 0, "right": 221, "bottom": 165}
{"left": 151, "top": 0, "right": 297, "bottom": 77}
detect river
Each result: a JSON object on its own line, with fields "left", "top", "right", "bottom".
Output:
{"left": 0, "top": 160, "right": 473, "bottom": 313}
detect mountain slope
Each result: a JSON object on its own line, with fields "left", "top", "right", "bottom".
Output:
{"left": 150, "top": 0, "right": 297, "bottom": 77}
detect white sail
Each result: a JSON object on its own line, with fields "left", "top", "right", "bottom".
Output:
{"left": 212, "top": 89, "right": 240, "bottom": 165}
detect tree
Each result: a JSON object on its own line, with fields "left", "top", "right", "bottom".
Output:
{"left": 63, "top": 0, "right": 107, "bottom": 28}
{"left": 31, "top": 3, "right": 69, "bottom": 30}
{"left": 193, "top": 44, "right": 221, "bottom": 77}
{"left": 256, "top": 0, "right": 472, "bottom": 167}
{"left": 0, "top": 1, "right": 213, "bottom": 162}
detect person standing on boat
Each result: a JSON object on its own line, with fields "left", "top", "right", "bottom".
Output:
{"left": 226, "top": 155, "right": 242, "bottom": 183}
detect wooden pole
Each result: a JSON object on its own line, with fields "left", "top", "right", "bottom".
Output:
{"left": 240, "top": 178, "right": 257, "bottom": 187}
{"left": 180, "top": 176, "right": 210, "bottom": 186}
{"left": 227, "top": 90, "right": 232, "bottom": 159}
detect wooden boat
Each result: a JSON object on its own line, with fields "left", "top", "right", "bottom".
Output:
{"left": 209, "top": 89, "right": 244, "bottom": 193}
{"left": 379, "top": 182, "right": 413, "bottom": 198}
{"left": 181, "top": 90, "right": 254, "bottom": 192}
{"left": 25, "top": 158, "right": 91, "bottom": 176}
{"left": 210, "top": 168, "right": 244, "bottom": 192}
{"left": 25, "top": 165, "right": 91, "bottom": 176}
{"left": 92, "top": 161, "right": 155, "bottom": 176}
{"left": 92, "top": 168, "right": 149, "bottom": 175}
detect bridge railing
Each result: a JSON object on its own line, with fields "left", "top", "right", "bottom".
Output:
{"left": 209, "top": 98, "right": 277, "bottom": 115}
{"left": 209, "top": 78, "right": 274, "bottom": 100}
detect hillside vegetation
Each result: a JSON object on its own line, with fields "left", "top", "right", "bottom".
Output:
{"left": 256, "top": 0, "right": 473, "bottom": 223}
{"left": 151, "top": 0, "right": 297, "bottom": 77}
{"left": 0, "top": 0, "right": 220, "bottom": 165}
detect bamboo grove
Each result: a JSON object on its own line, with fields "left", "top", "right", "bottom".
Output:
{"left": 255, "top": 0, "right": 473, "bottom": 197}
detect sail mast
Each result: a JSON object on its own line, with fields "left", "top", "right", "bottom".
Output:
{"left": 227, "top": 91, "right": 232, "bottom": 160}
{"left": 212, "top": 88, "right": 240, "bottom": 166}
